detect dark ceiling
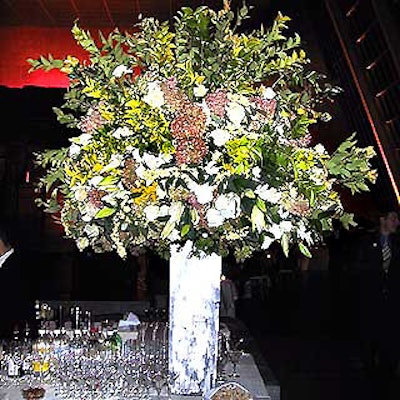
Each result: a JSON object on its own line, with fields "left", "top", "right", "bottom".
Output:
{"left": 0, "top": 0, "right": 275, "bottom": 28}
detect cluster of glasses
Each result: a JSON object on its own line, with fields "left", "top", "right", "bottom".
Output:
{"left": 142, "top": 308, "right": 168, "bottom": 323}
{"left": 216, "top": 329, "right": 245, "bottom": 384}
{"left": 0, "top": 321, "right": 177, "bottom": 399}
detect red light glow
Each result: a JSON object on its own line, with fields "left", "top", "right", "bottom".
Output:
{"left": 0, "top": 26, "right": 120, "bottom": 88}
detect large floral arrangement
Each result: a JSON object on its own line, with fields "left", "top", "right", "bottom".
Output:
{"left": 29, "top": 2, "right": 377, "bottom": 261}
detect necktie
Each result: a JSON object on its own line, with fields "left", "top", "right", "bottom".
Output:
{"left": 382, "top": 239, "right": 391, "bottom": 273}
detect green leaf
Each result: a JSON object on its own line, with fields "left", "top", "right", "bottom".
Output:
{"left": 309, "top": 190, "right": 315, "bottom": 207}
{"left": 244, "top": 189, "right": 256, "bottom": 199}
{"left": 98, "top": 176, "right": 119, "bottom": 186}
{"left": 281, "top": 232, "right": 290, "bottom": 257}
{"left": 298, "top": 242, "right": 312, "bottom": 258}
{"left": 181, "top": 224, "right": 191, "bottom": 237}
{"left": 337, "top": 133, "right": 357, "bottom": 152}
{"left": 251, "top": 205, "right": 265, "bottom": 232}
{"left": 340, "top": 213, "right": 357, "bottom": 230}
{"left": 95, "top": 207, "right": 116, "bottom": 219}
{"left": 256, "top": 198, "right": 267, "bottom": 212}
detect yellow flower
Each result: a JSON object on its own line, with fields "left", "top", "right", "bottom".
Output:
{"left": 365, "top": 146, "right": 376, "bottom": 158}
{"left": 60, "top": 55, "right": 79, "bottom": 73}
{"left": 132, "top": 183, "right": 158, "bottom": 205}
{"left": 65, "top": 164, "right": 86, "bottom": 186}
{"left": 99, "top": 104, "right": 115, "bottom": 121}
{"left": 297, "top": 108, "right": 306, "bottom": 115}
{"left": 367, "top": 169, "right": 378, "bottom": 183}
{"left": 328, "top": 191, "right": 339, "bottom": 200}
{"left": 66, "top": 55, "right": 79, "bottom": 66}
{"left": 222, "top": 163, "right": 235, "bottom": 173}
{"left": 82, "top": 78, "right": 102, "bottom": 98}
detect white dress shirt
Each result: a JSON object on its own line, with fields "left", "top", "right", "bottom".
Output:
{"left": 0, "top": 247, "right": 14, "bottom": 268}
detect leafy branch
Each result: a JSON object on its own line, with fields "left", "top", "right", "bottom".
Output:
{"left": 327, "top": 133, "right": 377, "bottom": 194}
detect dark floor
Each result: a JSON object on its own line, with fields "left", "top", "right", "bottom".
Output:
{"left": 235, "top": 270, "right": 400, "bottom": 400}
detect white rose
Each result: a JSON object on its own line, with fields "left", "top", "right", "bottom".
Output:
{"left": 169, "top": 228, "right": 181, "bottom": 242}
{"left": 261, "top": 86, "right": 276, "bottom": 100}
{"left": 159, "top": 205, "right": 170, "bottom": 217}
{"left": 276, "top": 124, "right": 285, "bottom": 135}
{"left": 71, "top": 133, "right": 92, "bottom": 146}
{"left": 261, "top": 235, "right": 275, "bottom": 250}
{"left": 255, "top": 184, "right": 268, "bottom": 199}
{"left": 215, "top": 193, "right": 241, "bottom": 219}
{"left": 314, "top": 143, "right": 326, "bottom": 154}
{"left": 112, "top": 65, "right": 132, "bottom": 78}
{"left": 278, "top": 207, "right": 290, "bottom": 219}
{"left": 84, "top": 224, "right": 100, "bottom": 238}
{"left": 255, "top": 185, "right": 282, "bottom": 204}
{"left": 226, "top": 102, "right": 246, "bottom": 126}
{"left": 69, "top": 143, "right": 81, "bottom": 156}
{"left": 252, "top": 166, "right": 261, "bottom": 179}
{"left": 143, "top": 205, "right": 160, "bottom": 222}
{"left": 206, "top": 208, "right": 225, "bottom": 227}
{"left": 131, "top": 148, "right": 142, "bottom": 162}
{"left": 74, "top": 188, "right": 88, "bottom": 202}
{"left": 135, "top": 165, "right": 146, "bottom": 179}
{"left": 77, "top": 237, "right": 90, "bottom": 250}
{"left": 297, "top": 222, "right": 313, "bottom": 244}
{"left": 113, "top": 127, "right": 133, "bottom": 139}
{"left": 156, "top": 186, "right": 167, "bottom": 200}
{"left": 85, "top": 204, "right": 99, "bottom": 216}
{"left": 280, "top": 220, "right": 293, "bottom": 232}
{"left": 211, "top": 151, "right": 222, "bottom": 162}
{"left": 269, "top": 223, "right": 283, "bottom": 239}
{"left": 143, "top": 153, "right": 161, "bottom": 170}
{"left": 197, "top": 184, "right": 214, "bottom": 204}
{"left": 188, "top": 182, "right": 214, "bottom": 205}
{"left": 116, "top": 246, "right": 127, "bottom": 259}
{"left": 209, "top": 128, "right": 231, "bottom": 147}
{"left": 193, "top": 84, "right": 208, "bottom": 98}
{"left": 143, "top": 81, "right": 165, "bottom": 108}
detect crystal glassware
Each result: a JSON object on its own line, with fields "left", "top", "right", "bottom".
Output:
{"left": 228, "top": 349, "right": 243, "bottom": 378}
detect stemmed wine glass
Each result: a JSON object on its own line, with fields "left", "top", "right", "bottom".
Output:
{"left": 152, "top": 370, "right": 168, "bottom": 396}
{"left": 228, "top": 349, "right": 243, "bottom": 378}
{"left": 217, "top": 350, "right": 229, "bottom": 383}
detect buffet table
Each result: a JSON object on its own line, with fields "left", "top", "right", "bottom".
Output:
{"left": 0, "top": 353, "right": 272, "bottom": 400}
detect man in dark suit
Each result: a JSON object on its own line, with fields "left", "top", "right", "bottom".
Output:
{"left": 0, "top": 224, "right": 32, "bottom": 339}
{"left": 356, "top": 210, "right": 400, "bottom": 386}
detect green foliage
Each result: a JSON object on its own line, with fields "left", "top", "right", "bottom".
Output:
{"left": 26, "top": 1, "right": 377, "bottom": 262}
{"left": 327, "top": 133, "right": 377, "bottom": 194}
